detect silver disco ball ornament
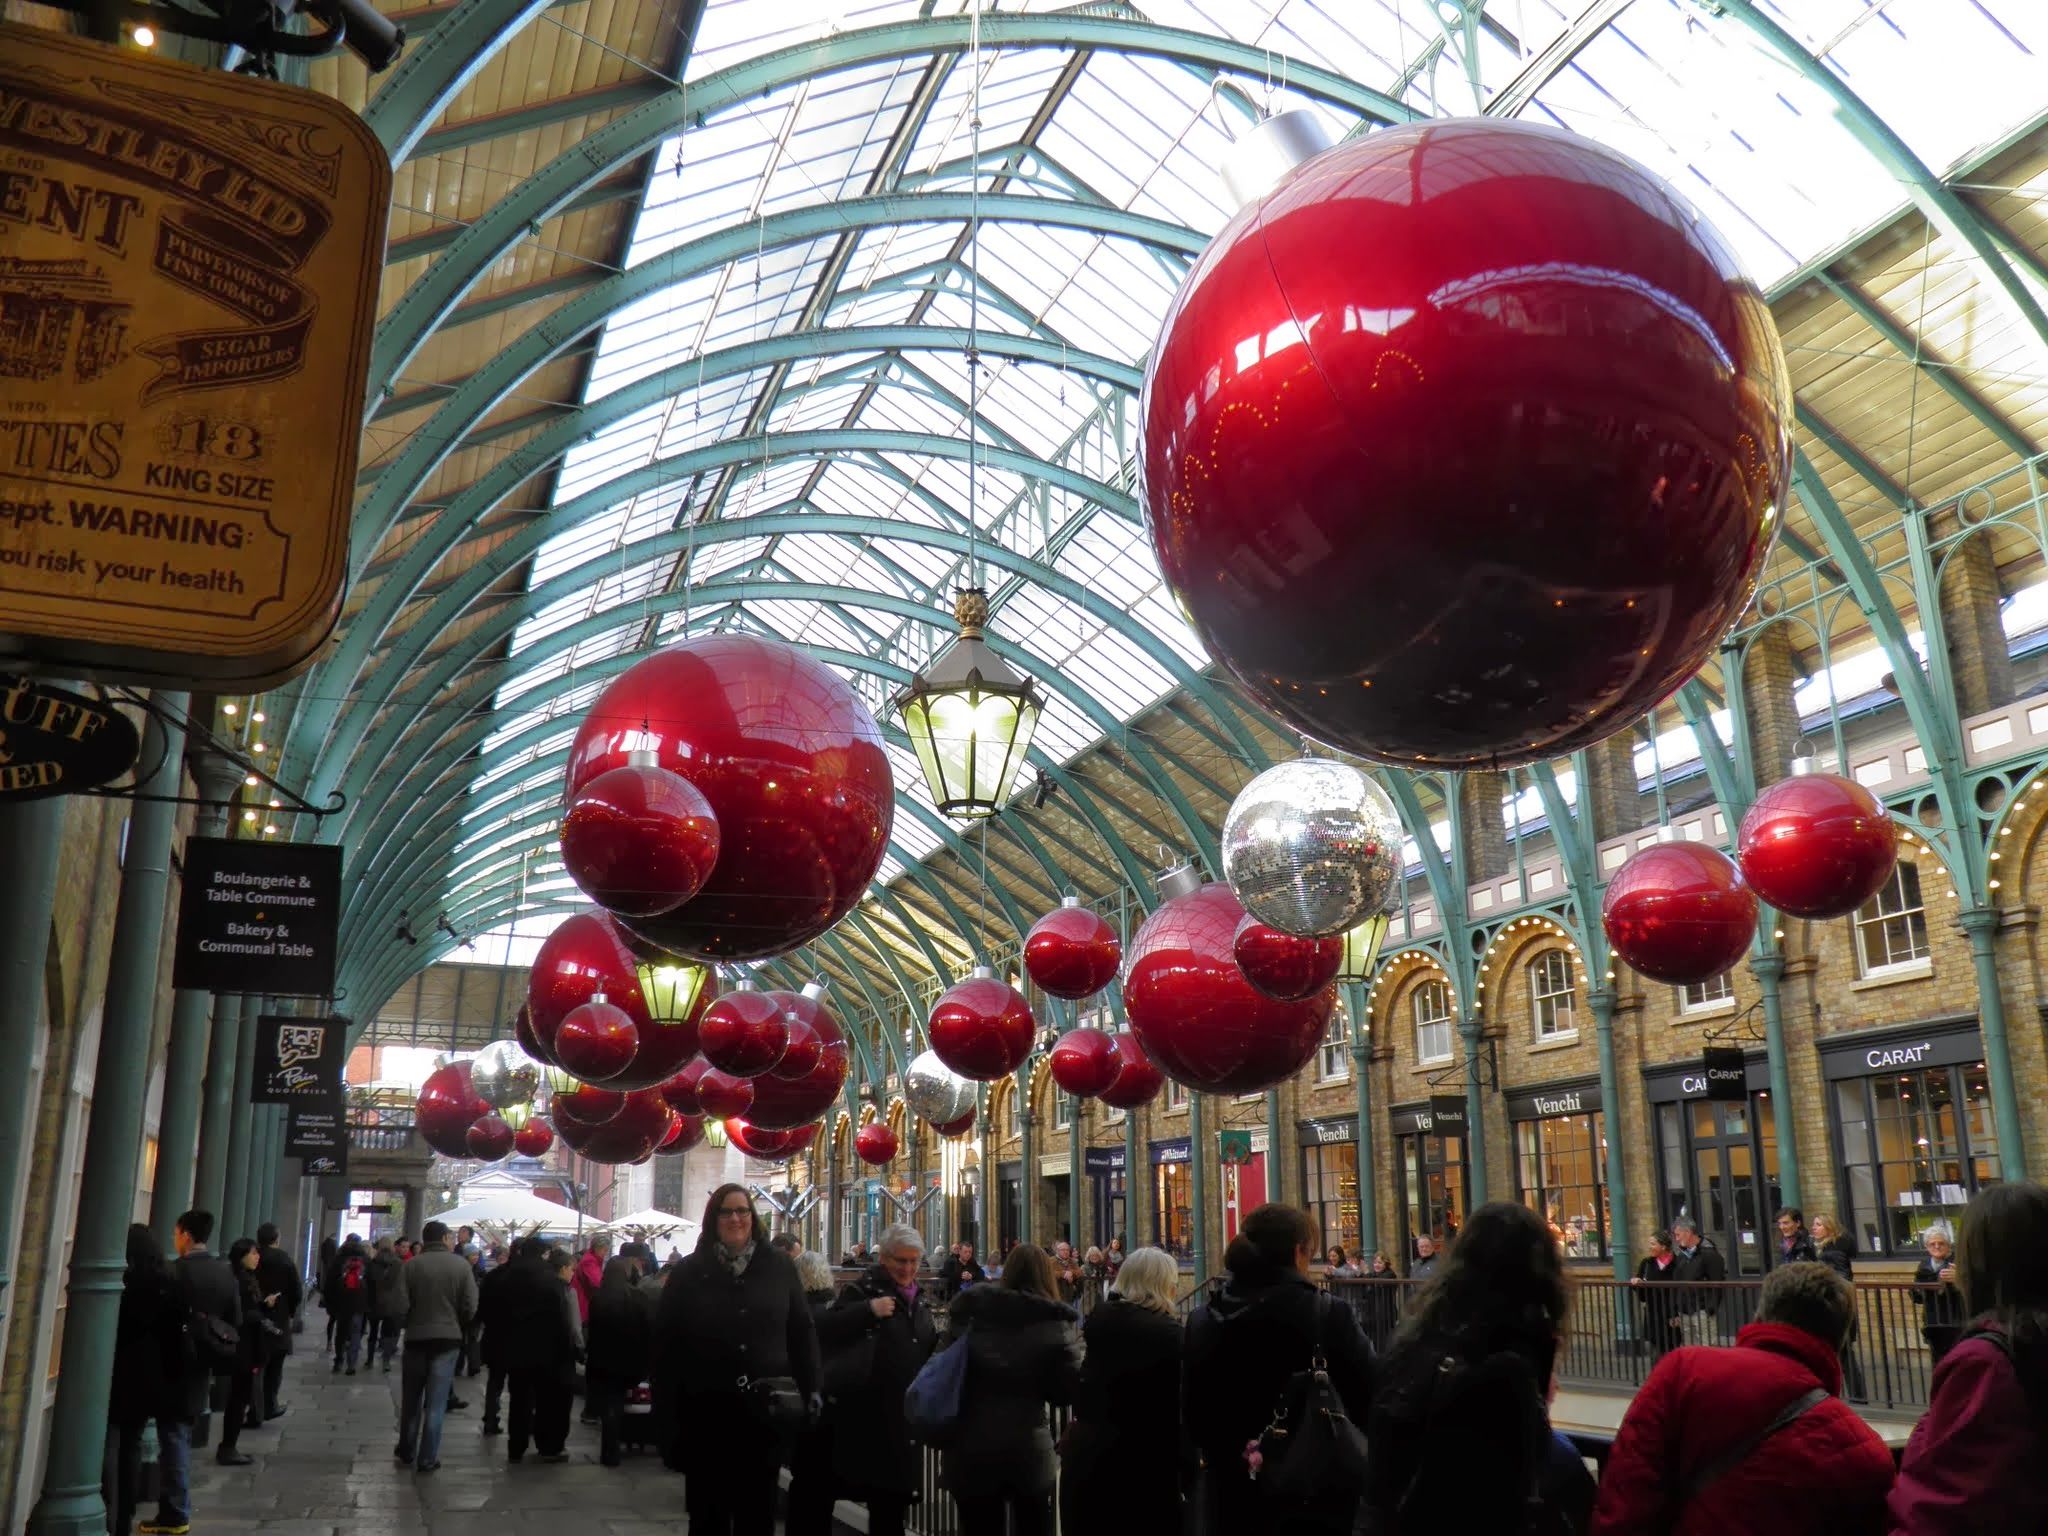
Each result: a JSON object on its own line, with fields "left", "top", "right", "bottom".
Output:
{"left": 1221, "top": 757, "right": 1403, "bottom": 937}
{"left": 904, "top": 1049, "right": 975, "bottom": 1125}
{"left": 470, "top": 1038, "right": 541, "bottom": 1111}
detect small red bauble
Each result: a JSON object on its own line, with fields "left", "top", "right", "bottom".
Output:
{"left": 659, "top": 1057, "right": 711, "bottom": 1117}
{"left": 560, "top": 759, "right": 721, "bottom": 917}
{"left": 554, "top": 996, "right": 639, "bottom": 1082}
{"left": 1047, "top": 1027, "right": 1121, "bottom": 1099}
{"left": 551, "top": 1080, "right": 626, "bottom": 1131}
{"left": 512, "top": 1118, "right": 556, "bottom": 1158}
{"left": 724, "top": 1117, "right": 819, "bottom": 1162}
{"left": 1141, "top": 119, "right": 1788, "bottom": 769}
{"left": 746, "top": 1035, "right": 848, "bottom": 1129}
{"left": 653, "top": 1112, "right": 706, "bottom": 1156}
{"left": 526, "top": 910, "right": 643, "bottom": 1045}
{"left": 1736, "top": 772, "right": 1899, "bottom": 919}
{"left": 695, "top": 1065, "right": 757, "bottom": 1121}
{"left": 932, "top": 1108, "right": 976, "bottom": 1138}
{"left": 466, "top": 1114, "right": 516, "bottom": 1161}
{"left": 1096, "top": 1032, "right": 1166, "bottom": 1110}
{"left": 416, "top": 1062, "right": 487, "bottom": 1159}
{"left": 765, "top": 984, "right": 836, "bottom": 1080}
{"left": 854, "top": 1121, "right": 899, "bottom": 1165}
{"left": 513, "top": 1003, "right": 554, "bottom": 1067}
{"left": 561, "top": 1089, "right": 671, "bottom": 1164}
{"left": 1602, "top": 841, "right": 1759, "bottom": 984}
{"left": 698, "top": 985, "right": 790, "bottom": 1079}
{"left": 1023, "top": 899, "right": 1122, "bottom": 1000}
{"left": 1232, "top": 913, "right": 1344, "bottom": 1002}
{"left": 565, "top": 636, "right": 894, "bottom": 962}
{"left": 1124, "top": 882, "right": 1333, "bottom": 1094}
{"left": 929, "top": 972, "right": 1035, "bottom": 1082}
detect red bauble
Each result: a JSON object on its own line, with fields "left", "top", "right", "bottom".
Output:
{"left": 928, "top": 973, "right": 1035, "bottom": 1082}
{"left": 724, "top": 1117, "right": 819, "bottom": 1163}
{"left": 1023, "top": 901, "right": 1122, "bottom": 1000}
{"left": 417, "top": 1063, "right": 488, "bottom": 1158}
{"left": 697, "top": 986, "right": 790, "bottom": 1079}
{"left": 1096, "top": 1032, "right": 1166, "bottom": 1110}
{"left": 766, "top": 987, "right": 836, "bottom": 1081}
{"left": 466, "top": 1114, "right": 516, "bottom": 1161}
{"left": 565, "top": 637, "right": 894, "bottom": 961}
{"left": 512, "top": 1118, "right": 556, "bottom": 1158}
{"left": 932, "top": 1108, "right": 976, "bottom": 1138}
{"left": 1141, "top": 119, "right": 1788, "bottom": 769}
{"left": 1048, "top": 1027, "right": 1122, "bottom": 1099}
{"left": 1736, "top": 773, "right": 1899, "bottom": 919}
{"left": 653, "top": 1112, "right": 705, "bottom": 1156}
{"left": 525, "top": 911, "right": 715, "bottom": 1091}
{"left": 562, "top": 1089, "right": 671, "bottom": 1164}
{"left": 1232, "top": 914, "right": 1344, "bottom": 1002}
{"left": 659, "top": 1057, "right": 711, "bottom": 1117}
{"left": 854, "top": 1121, "right": 899, "bottom": 1165}
{"left": 695, "top": 1065, "right": 757, "bottom": 1121}
{"left": 561, "top": 760, "right": 721, "bottom": 917}
{"left": 1124, "top": 883, "right": 1333, "bottom": 1094}
{"left": 1602, "top": 841, "right": 1759, "bottom": 984}
{"left": 554, "top": 996, "right": 639, "bottom": 1083}
{"left": 746, "top": 1036, "right": 848, "bottom": 1129}
{"left": 551, "top": 1080, "right": 626, "bottom": 1131}
{"left": 513, "top": 1003, "right": 555, "bottom": 1067}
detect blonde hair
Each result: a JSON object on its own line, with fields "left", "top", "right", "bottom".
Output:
{"left": 1809, "top": 1212, "right": 1842, "bottom": 1243}
{"left": 1110, "top": 1246, "right": 1180, "bottom": 1314}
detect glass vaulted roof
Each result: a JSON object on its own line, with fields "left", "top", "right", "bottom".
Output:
{"left": 450, "top": 0, "right": 2048, "bottom": 964}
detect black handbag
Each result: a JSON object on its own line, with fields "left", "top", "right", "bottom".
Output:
{"left": 1254, "top": 1294, "right": 1368, "bottom": 1512}
{"left": 739, "top": 1374, "right": 806, "bottom": 1435}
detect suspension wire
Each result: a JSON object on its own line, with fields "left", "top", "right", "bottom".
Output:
{"left": 966, "top": 0, "right": 983, "bottom": 589}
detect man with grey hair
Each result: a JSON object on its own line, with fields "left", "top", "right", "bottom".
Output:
{"left": 1670, "top": 1215, "right": 1728, "bottom": 1347}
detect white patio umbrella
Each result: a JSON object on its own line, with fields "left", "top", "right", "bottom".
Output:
{"left": 434, "top": 1186, "right": 583, "bottom": 1237}
{"left": 598, "top": 1207, "right": 700, "bottom": 1244}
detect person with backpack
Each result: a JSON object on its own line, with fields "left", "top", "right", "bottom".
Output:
{"left": 323, "top": 1235, "right": 370, "bottom": 1373}
{"left": 1591, "top": 1261, "right": 1893, "bottom": 1534}
{"left": 1185, "top": 1204, "right": 1374, "bottom": 1536}
{"left": 136, "top": 1210, "right": 241, "bottom": 1535}
{"left": 1361, "top": 1201, "right": 1590, "bottom": 1536}
{"left": 1059, "top": 1247, "right": 1184, "bottom": 1536}
{"left": 365, "top": 1238, "right": 405, "bottom": 1372}
{"left": 1889, "top": 1182, "right": 2048, "bottom": 1532}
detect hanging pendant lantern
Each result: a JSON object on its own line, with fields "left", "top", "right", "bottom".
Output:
{"left": 896, "top": 588, "right": 1044, "bottom": 818}
{"left": 1336, "top": 907, "right": 1394, "bottom": 985}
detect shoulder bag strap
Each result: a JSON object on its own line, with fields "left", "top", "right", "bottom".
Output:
{"left": 1679, "top": 1386, "right": 1827, "bottom": 1504}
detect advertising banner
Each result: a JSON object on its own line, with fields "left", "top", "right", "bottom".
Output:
{"left": 172, "top": 836, "right": 340, "bottom": 995}
{"left": 251, "top": 1013, "right": 345, "bottom": 1103}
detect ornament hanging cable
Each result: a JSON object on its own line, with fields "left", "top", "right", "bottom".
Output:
{"left": 966, "top": 0, "right": 983, "bottom": 590}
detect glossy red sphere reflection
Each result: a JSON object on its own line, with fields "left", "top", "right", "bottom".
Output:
{"left": 526, "top": 912, "right": 713, "bottom": 1090}
{"left": 1736, "top": 773, "right": 1899, "bottom": 919}
{"left": 932, "top": 1108, "right": 976, "bottom": 1138}
{"left": 1141, "top": 119, "right": 1789, "bottom": 769}
{"left": 417, "top": 1063, "right": 490, "bottom": 1159}
{"left": 561, "top": 1089, "right": 672, "bottom": 1164}
{"left": 854, "top": 1121, "right": 899, "bottom": 1165}
{"left": 929, "top": 975, "right": 1035, "bottom": 1082}
{"left": 659, "top": 1057, "right": 712, "bottom": 1117}
{"left": 1232, "top": 913, "right": 1344, "bottom": 1002}
{"left": 1096, "top": 1032, "right": 1166, "bottom": 1110}
{"left": 1124, "top": 883, "right": 1334, "bottom": 1094}
{"left": 746, "top": 1035, "right": 848, "bottom": 1129}
{"left": 724, "top": 1117, "right": 819, "bottom": 1163}
{"left": 766, "top": 989, "right": 836, "bottom": 1080}
{"left": 554, "top": 997, "right": 640, "bottom": 1083}
{"left": 654, "top": 1112, "right": 706, "bottom": 1156}
{"left": 513, "top": 1003, "right": 554, "bottom": 1067}
{"left": 1602, "top": 841, "right": 1758, "bottom": 984}
{"left": 565, "top": 637, "right": 894, "bottom": 961}
{"left": 1023, "top": 903, "right": 1122, "bottom": 1000}
{"left": 561, "top": 762, "right": 721, "bottom": 917}
{"left": 551, "top": 1079, "right": 626, "bottom": 1131}
{"left": 512, "top": 1118, "right": 556, "bottom": 1158}
{"left": 695, "top": 1065, "right": 757, "bottom": 1121}
{"left": 466, "top": 1114, "right": 516, "bottom": 1161}
{"left": 697, "top": 987, "right": 790, "bottom": 1078}
{"left": 1047, "top": 1027, "right": 1122, "bottom": 1098}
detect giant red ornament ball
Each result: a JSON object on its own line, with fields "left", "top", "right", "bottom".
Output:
{"left": 551, "top": 1080, "right": 626, "bottom": 1131}
{"left": 854, "top": 1121, "right": 899, "bottom": 1165}
{"left": 928, "top": 973, "right": 1035, "bottom": 1082}
{"left": 767, "top": 987, "right": 835, "bottom": 1080}
{"left": 1023, "top": 901, "right": 1122, "bottom": 1000}
{"left": 416, "top": 1063, "right": 490, "bottom": 1159}
{"left": 559, "top": 1089, "right": 671, "bottom": 1164}
{"left": 466, "top": 1114, "right": 516, "bottom": 1162}
{"left": 697, "top": 986, "right": 790, "bottom": 1079}
{"left": 560, "top": 760, "right": 721, "bottom": 917}
{"left": 1095, "top": 1032, "right": 1166, "bottom": 1110}
{"left": 1736, "top": 772, "right": 1899, "bottom": 919}
{"left": 523, "top": 911, "right": 713, "bottom": 1090}
{"left": 1231, "top": 913, "right": 1343, "bottom": 1002}
{"left": 1601, "top": 841, "right": 1758, "bottom": 985}
{"left": 653, "top": 1112, "right": 706, "bottom": 1156}
{"left": 1123, "top": 882, "right": 1334, "bottom": 1094}
{"left": 932, "top": 1108, "right": 976, "bottom": 1138}
{"left": 553, "top": 996, "right": 639, "bottom": 1083}
{"left": 564, "top": 636, "right": 894, "bottom": 961}
{"left": 694, "top": 1065, "right": 757, "bottom": 1121}
{"left": 746, "top": 1032, "right": 848, "bottom": 1129}
{"left": 724, "top": 1117, "right": 819, "bottom": 1163}
{"left": 512, "top": 1118, "right": 556, "bottom": 1158}
{"left": 1141, "top": 118, "right": 1789, "bottom": 769}
{"left": 1047, "top": 1027, "right": 1122, "bottom": 1099}
{"left": 513, "top": 1004, "right": 554, "bottom": 1067}
{"left": 659, "top": 1057, "right": 712, "bottom": 1117}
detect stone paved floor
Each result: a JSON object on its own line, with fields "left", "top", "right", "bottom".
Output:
{"left": 184, "top": 1346, "right": 687, "bottom": 1536}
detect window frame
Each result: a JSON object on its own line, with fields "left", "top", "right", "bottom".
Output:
{"left": 1319, "top": 999, "right": 1352, "bottom": 1082}
{"left": 1853, "top": 860, "right": 1932, "bottom": 978}
{"left": 1413, "top": 977, "right": 1454, "bottom": 1064}
{"left": 1830, "top": 1059, "right": 1997, "bottom": 1258}
{"left": 1529, "top": 951, "right": 1578, "bottom": 1040}
{"left": 1679, "top": 971, "right": 1735, "bottom": 1013}
{"left": 1512, "top": 1111, "right": 1610, "bottom": 1261}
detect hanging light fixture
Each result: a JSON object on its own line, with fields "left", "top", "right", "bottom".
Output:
{"left": 897, "top": 588, "right": 1043, "bottom": 816}
{"left": 634, "top": 954, "right": 709, "bottom": 1027}
{"left": 1336, "top": 906, "right": 1394, "bottom": 985}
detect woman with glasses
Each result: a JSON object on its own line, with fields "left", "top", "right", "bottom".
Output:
{"left": 655, "top": 1183, "right": 821, "bottom": 1536}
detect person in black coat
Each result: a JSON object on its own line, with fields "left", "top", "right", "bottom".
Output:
{"left": 787, "top": 1252, "right": 847, "bottom": 1536}
{"left": 1809, "top": 1212, "right": 1867, "bottom": 1401}
{"left": 587, "top": 1253, "right": 655, "bottom": 1466}
{"left": 107, "top": 1224, "right": 185, "bottom": 1536}
{"left": 253, "top": 1222, "right": 300, "bottom": 1417}
{"left": 490, "top": 1241, "right": 581, "bottom": 1462}
{"left": 655, "top": 1183, "right": 821, "bottom": 1536}
{"left": 1668, "top": 1215, "right": 1727, "bottom": 1346}
{"left": 473, "top": 1238, "right": 521, "bottom": 1435}
{"left": 939, "top": 1243, "right": 1084, "bottom": 1536}
{"left": 1632, "top": 1230, "right": 1680, "bottom": 1361}
{"left": 322, "top": 1235, "right": 370, "bottom": 1373}
{"left": 1913, "top": 1225, "right": 1966, "bottom": 1364}
{"left": 141, "top": 1210, "right": 241, "bottom": 1536}
{"left": 215, "top": 1239, "right": 272, "bottom": 1465}
{"left": 1185, "top": 1206, "right": 1375, "bottom": 1536}
{"left": 1060, "top": 1247, "right": 1185, "bottom": 1536}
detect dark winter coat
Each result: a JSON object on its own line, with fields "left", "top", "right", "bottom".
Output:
{"left": 474, "top": 1263, "right": 513, "bottom": 1367}
{"left": 1186, "top": 1269, "right": 1374, "bottom": 1535}
{"left": 256, "top": 1244, "right": 301, "bottom": 1353}
{"left": 1635, "top": 1254, "right": 1681, "bottom": 1350}
{"left": 1593, "top": 1322, "right": 1893, "bottom": 1535}
{"left": 1889, "top": 1327, "right": 2048, "bottom": 1535}
{"left": 366, "top": 1252, "right": 405, "bottom": 1321}
{"left": 1672, "top": 1237, "right": 1728, "bottom": 1318}
{"left": 815, "top": 1263, "right": 939, "bottom": 1493}
{"left": 235, "top": 1264, "right": 276, "bottom": 1368}
{"left": 110, "top": 1263, "right": 186, "bottom": 1426}
{"left": 169, "top": 1248, "right": 242, "bottom": 1421}
{"left": 322, "top": 1249, "right": 370, "bottom": 1317}
{"left": 654, "top": 1244, "right": 821, "bottom": 1404}
{"left": 1816, "top": 1235, "right": 1855, "bottom": 1281}
{"left": 1060, "top": 1294, "right": 1184, "bottom": 1536}
{"left": 937, "top": 1283, "right": 1083, "bottom": 1497}
{"left": 1779, "top": 1231, "right": 1819, "bottom": 1267}
{"left": 489, "top": 1256, "right": 580, "bottom": 1377}
{"left": 1912, "top": 1257, "right": 1966, "bottom": 1330}
{"left": 587, "top": 1279, "right": 656, "bottom": 1390}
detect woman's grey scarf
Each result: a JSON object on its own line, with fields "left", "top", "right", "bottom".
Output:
{"left": 716, "top": 1238, "right": 756, "bottom": 1278}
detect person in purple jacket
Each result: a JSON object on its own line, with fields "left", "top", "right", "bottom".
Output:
{"left": 1889, "top": 1182, "right": 2048, "bottom": 1534}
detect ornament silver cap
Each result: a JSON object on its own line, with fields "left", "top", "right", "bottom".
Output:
{"left": 802, "top": 979, "right": 830, "bottom": 1004}
{"left": 1220, "top": 108, "right": 1335, "bottom": 208}
{"left": 969, "top": 964, "right": 996, "bottom": 981}
{"left": 1060, "top": 894, "right": 1082, "bottom": 909}
{"left": 1155, "top": 861, "right": 1203, "bottom": 902}
{"left": 626, "top": 747, "right": 660, "bottom": 769}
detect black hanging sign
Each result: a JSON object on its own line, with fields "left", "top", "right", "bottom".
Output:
{"left": 253, "top": 1015, "right": 346, "bottom": 1103}
{"left": 303, "top": 1145, "right": 349, "bottom": 1178}
{"left": 284, "top": 1094, "right": 346, "bottom": 1162}
{"left": 1427, "top": 1095, "right": 1471, "bottom": 1133}
{"left": 0, "top": 676, "right": 139, "bottom": 800}
{"left": 1703, "top": 1046, "right": 1749, "bottom": 1102}
{"left": 172, "top": 837, "right": 340, "bottom": 995}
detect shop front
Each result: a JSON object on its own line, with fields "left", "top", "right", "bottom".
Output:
{"left": 1507, "top": 1080, "right": 1609, "bottom": 1262}
{"left": 1040, "top": 1151, "right": 1073, "bottom": 1247}
{"left": 1084, "top": 1145, "right": 1127, "bottom": 1251}
{"left": 1220, "top": 1130, "right": 1269, "bottom": 1242}
{"left": 997, "top": 1160, "right": 1023, "bottom": 1253}
{"left": 1389, "top": 1103, "right": 1467, "bottom": 1269}
{"left": 1821, "top": 1019, "right": 1997, "bottom": 1258}
{"left": 1298, "top": 1116, "right": 1361, "bottom": 1259}
{"left": 1645, "top": 1054, "right": 1780, "bottom": 1275}
{"left": 1150, "top": 1138, "right": 1193, "bottom": 1261}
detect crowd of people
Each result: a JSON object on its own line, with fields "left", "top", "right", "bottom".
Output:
{"left": 107, "top": 1179, "right": 2048, "bottom": 1536}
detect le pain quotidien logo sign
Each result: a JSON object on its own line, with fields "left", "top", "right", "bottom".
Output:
{"left": 0, "top": 25, "right": 390, "bottom": 687}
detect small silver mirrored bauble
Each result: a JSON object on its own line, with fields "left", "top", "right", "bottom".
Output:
{"left": 904, "top": 1049, "right": 975, "bottom": 1124}
{"left": 471, "top": 1038, "right": 541, "bottom": 1111}
{"left": 1221, "top": 757, "right": 1402, "bottom": 937}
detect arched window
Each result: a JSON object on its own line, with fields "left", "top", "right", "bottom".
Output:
{"left": 1413, "top": 978, "right": 1453, "bottom": 1063}
{"left": 1530, "top": 951, "right": 1576, "bottom": 1039}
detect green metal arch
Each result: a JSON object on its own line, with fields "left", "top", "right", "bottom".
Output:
{"left": 360, "top": 0, "right": 556, "bottom": 163}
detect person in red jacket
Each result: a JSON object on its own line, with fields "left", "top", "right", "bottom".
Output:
{"left": 1889, "top": 1182, "right": 2048, "bottom": 1535}
{"left": 1592, "top": 1260, "right": 1893, "bottom": 1535}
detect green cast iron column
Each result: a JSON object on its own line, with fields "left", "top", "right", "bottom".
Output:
{"left": 1018, "top": 1066, "right": 1036, "bottom": 1247}
{"left": 193, "top": 987, "right": 243, "bottom": 1218}
{"left": 221, "top": 993, "right": 263, "bottom": 1239}
{"left": 1123, "top": 1113, "right": 1140, "bottom": 1249}
{"left": 1589, "top": 989, "right": 1634, "bottom": 1287}
{"left": 27, "top": 695, "right": 187, "bottom": 1536}
{"left": 1461, "top": 1017, "right": 1488, "bottom": 1206}
{"left": 1751, "top": 953, "right": 1801, "bottom": 1208}
{"left": 825, "top": 1132, "right": 841, "bottom": 1260}
{"left": 1265, "top": 1088, "right": 1284, "bottom": 1206}
{"left": 1189, "top": 1091, "right": 1212, "bottom": 1285}
{"left": 1961, "top": 908, "right": 2028, "bottom": 1179}
{"left": 1347, "top": 982, "right": 1378, "bottom": 1258}
{"left": 0, "top": 795, "right": 67, "bottom": 1338}
{"left": 150, "top": 755, "right": 239, "bottom": 1245}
